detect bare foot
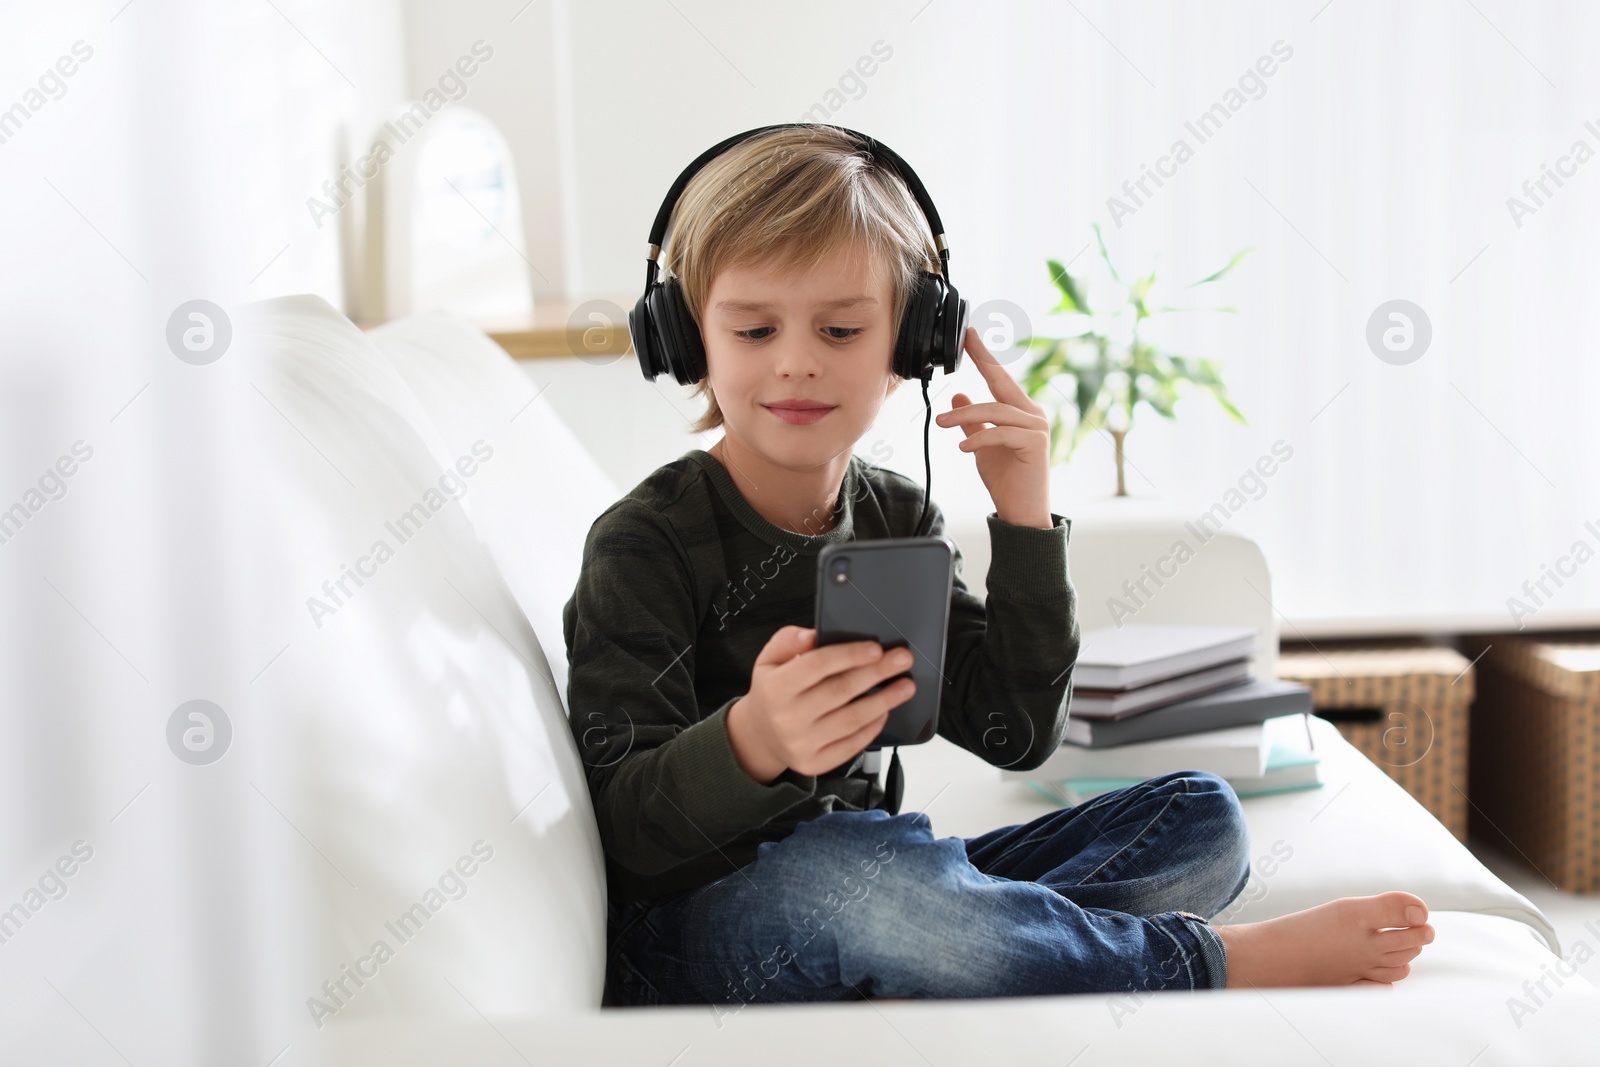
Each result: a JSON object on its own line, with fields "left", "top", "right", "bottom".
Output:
{"left": 1216, "top": 892, "right": 1435, "bottom": 987}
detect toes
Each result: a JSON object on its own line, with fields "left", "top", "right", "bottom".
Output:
{"left": 1364, "top": 963, "right": 1412, "bottom": 984}
{"left": 1375, "top": 924, "right": 1435, "bottom": 952}
{"left": 1369, "top": 891, "right": 1428, "bottom": 930}
{"left": 1381, "top": 945, "right": 1424, "bottom": 965}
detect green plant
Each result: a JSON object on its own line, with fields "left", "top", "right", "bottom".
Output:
{"left": 1019, "top": 223, "right": 1250, "bottom": 496}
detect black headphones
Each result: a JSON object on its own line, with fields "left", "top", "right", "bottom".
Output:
{"left": 631, "top": 122, "right": 967, "bottom": 388}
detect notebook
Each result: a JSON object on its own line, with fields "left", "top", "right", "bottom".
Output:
{"left": 1068, "top": 658, "right": 1251, "bottom": 719}
{"left": 1074, "top": 624, "right": 1259, "bottom": 690}
{"left": 1001, "top": 722, "right": 1270, "bottom": 782}
{"left": 1026, "top": 739, "right": 1322, "bottom": 807}
{"left": 1224, "top": 743, "right": 1322, "bottom": 798}
{"left": 1062, "top": 677, "right": 1313, "bottom": 748}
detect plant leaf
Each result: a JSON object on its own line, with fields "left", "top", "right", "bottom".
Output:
{"left": 1020, "top": 341, "right": 1071, "bottom": 395}
{"left": 1163, "top": 354, "right": 1222, "bottom": 387}
{"left": 1069, "top": 391, "right": 1112, "bottom": 457}
{"left": 1142, "top": 376, "right": 1179, "bottom": 419}
{"left": 1092, "top": 221, "right": 1123, "bottom": 285}
{"left": 1045, "top": 259, "right": 1087, "bottom": 313}
{"left": 1075, "top": 346, "right": 1108, "bottom": 419}
{"left": 1129, "top": 270, "right": 1157, "bottom": 318}
{"left": 1212, "top": 388, "right": 1247, "bottom": 424}
{"left": 1188, "top": 246, "right": 1253, "bottom": 288}
{"left": 1048, "top": 406, "right": 1072, "bottom": 465}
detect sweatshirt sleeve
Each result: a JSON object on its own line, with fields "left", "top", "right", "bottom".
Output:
{"left": 928, "top": 503, "right": 1080, "bottom": 772}
{"left": 563, "top": 501, "right": 817, "bottom": 880}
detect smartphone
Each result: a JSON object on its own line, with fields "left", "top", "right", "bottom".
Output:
{"left": 813, "top": 536, "right": 955, "bottom": 748}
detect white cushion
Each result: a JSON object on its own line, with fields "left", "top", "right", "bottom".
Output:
{"left": 236, "top": 295, "right": 606, "bottom": 1015}
{"left": 316, "top": 911, "right": 1597, "bottom": 1063}
{"left": 366, "top": 314, "right": 621, "bottom": 710}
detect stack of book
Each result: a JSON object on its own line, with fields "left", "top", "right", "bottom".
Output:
{"left": 1064, "top": 624, "right": 1310, "bottom": 747}
{"left": 1012, "top": 624, "right": 1322, "bottom": 802}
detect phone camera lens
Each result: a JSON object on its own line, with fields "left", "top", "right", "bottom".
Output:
{"left": 832, "top": 557, "right": 849, "bottom": 585}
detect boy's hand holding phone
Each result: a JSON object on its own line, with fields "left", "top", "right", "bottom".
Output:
{"left": 725, "top": 625, "right": 916, "bottom": 783}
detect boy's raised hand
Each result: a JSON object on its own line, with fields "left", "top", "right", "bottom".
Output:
{"left": 725, "top": 625, "right": 916, "bottom": 783}
{"left": 934, "top": 326, "right": 1054, "bottom": 530}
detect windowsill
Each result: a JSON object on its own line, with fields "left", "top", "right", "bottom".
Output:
{"left": 356, "top": 297, "right": 638, "bottom": 361}
{"left": 1286, "top": 608, "right": 1600, "bottom": 641}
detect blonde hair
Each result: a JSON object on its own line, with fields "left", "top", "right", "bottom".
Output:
{"left": 659, "top": 125, "right": 941, "bottom": 434}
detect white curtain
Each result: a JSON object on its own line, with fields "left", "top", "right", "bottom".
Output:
{"left": 0, "top": 2, "right": 404, "bottom": 1062}
{"left": 971, "top": 0, "right": 1600, "bottom": 633}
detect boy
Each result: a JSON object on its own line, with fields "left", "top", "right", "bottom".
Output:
{"left": 563, "top": 125, "right": 1434, "bottom": 1006}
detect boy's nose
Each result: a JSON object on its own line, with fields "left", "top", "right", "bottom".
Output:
{"left": 774, "top": 344, "right": 823, "bottom": 378}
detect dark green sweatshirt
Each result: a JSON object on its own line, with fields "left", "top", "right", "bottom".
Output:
{"left": 562, "top": 449, "right": 1079, "bottom": 907}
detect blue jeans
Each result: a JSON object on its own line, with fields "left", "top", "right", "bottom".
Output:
{"left": 604, "top": 770, "right": 1251, "bottom": 1006}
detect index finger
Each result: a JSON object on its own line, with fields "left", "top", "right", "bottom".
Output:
{"left": 754, "top": 624, "right": 816, "bottom": 666}
{"left": 963, "top": 326, "right": 1043, "bottom": 414}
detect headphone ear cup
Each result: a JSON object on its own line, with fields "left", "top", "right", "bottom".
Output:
{"left": 936, "top": 288, "right": 969, "bottom": 375}
{"left": 893, "top": 272, "right": 943, "bottom": 381}
{"left": 665, "top": 281, "right": 707, "bottom": 385}
{"left": 645, "top": 278, "right": 706, "bottom": 386}
{"left": 630, "top": 290, "right": 664, "bottom": 380}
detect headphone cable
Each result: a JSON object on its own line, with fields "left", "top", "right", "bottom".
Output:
{"left": 914, "top": 246, "right": 953, "bottom": 540}
{"left": 916, "top": 370, "right": 932, "bottom": 538}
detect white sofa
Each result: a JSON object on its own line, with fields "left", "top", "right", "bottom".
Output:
{"left": 16, "top": 295, "right": 1588, "bottom": 1065}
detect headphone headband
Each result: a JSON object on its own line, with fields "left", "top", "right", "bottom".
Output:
{"left": 630, "top": 122, "right": 968, "bottom": 392}
{"left": 643, "top": 123, "right": 951, "bottom": 289}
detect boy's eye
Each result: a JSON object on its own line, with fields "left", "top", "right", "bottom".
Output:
{"left": 733, "top": 326, "right": 862, "bottom": 342}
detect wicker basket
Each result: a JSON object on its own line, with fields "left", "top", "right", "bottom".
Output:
{"left": 1461, "top": 633, "right": 1600, "bottom": 893}
{"left": 1278, "top": 644, "right": 1474, "bottom": 841}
